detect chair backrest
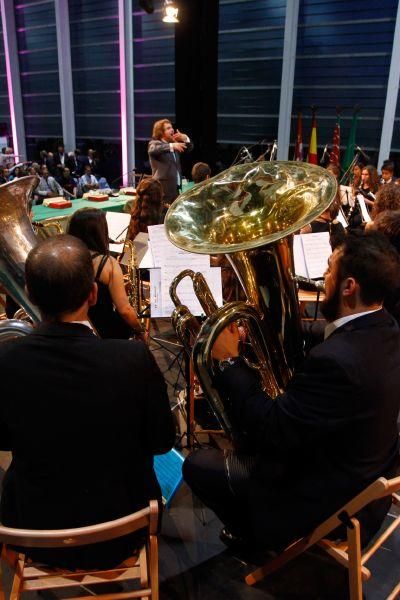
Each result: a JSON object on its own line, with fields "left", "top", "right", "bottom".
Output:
{"left": 0, "top": 500, "right": 158, "bottom": 549}
{"left": 308, "top": 476, "right": 400, "bottom": 546}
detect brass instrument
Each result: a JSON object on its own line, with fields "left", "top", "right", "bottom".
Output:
{"left": 0, "top": 319, "right": 33, "bottom": 342}
{"left": 0, "top": 176, "right": 41, "bottom": 323}
{"left": 166, "top": 161, "right": 336, "bottom": 439}
{"left": 122, "top": 239, "right": 140, "bottom": 311}
{"left": 33, "top": 218, "right": 65, "bottom": 238}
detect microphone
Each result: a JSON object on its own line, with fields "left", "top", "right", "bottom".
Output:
{"left": 320, "top": 144, "right": 329, "bottom": 165}
{"left": 355, "top": 146, "right": 370, "bottom": 161}
{"left": 110, "top": 168, "right": 137, "bottom": 187}
{"left": 240, "top": 147, "right": 253, "bottom": 162}
{"left": 270, "top": 140, "right": 278, "bottom": 161}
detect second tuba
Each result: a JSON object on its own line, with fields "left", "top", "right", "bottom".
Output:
{"left": 0, "top": 176, "right": 41, "bottom": 323}
{"left": 165, "top": 161, "right": 337, "bottom": 439}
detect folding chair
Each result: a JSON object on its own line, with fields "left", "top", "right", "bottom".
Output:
{"left": 246, "top": 476, "right": 400, "bottom": 600}
{"left": 0, "top": 500, "right": 159, "bottom": 600}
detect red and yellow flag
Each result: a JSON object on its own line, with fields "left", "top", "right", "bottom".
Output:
{"left": 308, "top": 110, "right": 318, "bottom": 165}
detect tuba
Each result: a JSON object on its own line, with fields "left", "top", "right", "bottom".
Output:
{"left": 0, "top": 176, "right": 41, "bottom": 323}
{"left": 165, "top": 161, "right": 336, "bottom": 440}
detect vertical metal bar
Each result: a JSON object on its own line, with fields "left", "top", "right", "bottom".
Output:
{"left": 277, "top": 0, "right": 300, "bottom": 161}
{"left": 0, "top": 0, "right": 26, "bottom": 160}
{"left": 118, "top": 0, "right": 135, "bottom": 187}
{"left": 378, "top": 1, "right": 400, "bottom": 169}
{"left": 54, "top": 0, "right": 76, "bottom": 152}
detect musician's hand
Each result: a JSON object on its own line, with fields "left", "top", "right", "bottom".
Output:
{"left": 172, "top": 129, "right": 188, "bottom": 143}
{"left": 212, "top": 322, "right": 240, "bottom": 361}
{"left": 172, "top": 142, "right": 186, "bottom": 153}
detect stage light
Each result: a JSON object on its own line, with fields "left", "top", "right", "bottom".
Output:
{"left": 162, "top": 0, "right": 179, "bottom": 23}
{"left": 139, "top": 0, "right": 154, "bottom": 14}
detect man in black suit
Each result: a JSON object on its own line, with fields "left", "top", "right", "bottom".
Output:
{"left": 148, "top": 119, "right": 193, "bottom": 211}
{"left": 183, "top": 231, "right": 400, "bottom": 550}
{"left": 0, "top": 235, "right": 175, "bottom": 569}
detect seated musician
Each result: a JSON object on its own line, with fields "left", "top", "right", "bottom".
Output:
{"left": 0, "top": 235, "right": 175, "bottom": 569}
{"left": 127, "top": 177, "right": 163, "bottom": 241}
{"left": 183, "top": 231, "right": 400, "bottom": 551}
{"left": 68, "top": 208, "right": 144, "bottom": 339}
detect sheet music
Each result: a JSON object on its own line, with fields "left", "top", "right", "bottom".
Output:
{"left": 147, "top": 224, "right": 210, "bottom": 269}
{"left": 356, "top": 194, "right": 372, "bottom": 223}
{"left": 294, "top": 232, "right": 331, "bottom": 279}
{"left": 162, "top": 266, "right": 222, "bottom": 317}
{"left": 150, "top": 269, "right": 163, "bottom": 317}
{"left": 106, "top": 212, "right": 131, "bottom": 253}
{"left": 293, "top": 235, "right": 308, "bottom": 278}
{"left": 120, "top": 232, "right": 149, "bottom": 266}
{"left": 336, "top": 208, "right": 348, "bottom": 228}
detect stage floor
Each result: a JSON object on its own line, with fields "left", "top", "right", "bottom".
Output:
{"left": 0, "top": 319, "right": 399, "bottom": 599}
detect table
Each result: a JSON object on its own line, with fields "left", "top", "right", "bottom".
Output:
{"left": 32, "top": 194, "right": 132, "bottom": 223}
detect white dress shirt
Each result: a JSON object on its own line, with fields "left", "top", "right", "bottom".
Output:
{"left": 324, "top": 307, "right": 382, "bottom": 339}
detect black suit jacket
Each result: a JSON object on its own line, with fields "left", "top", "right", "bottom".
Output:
{"left": 217, "top": 309, "right": 400, "bottom": 548}
{"left": 148, "top": 138, "right": 193, "bottom": 204}
{"left": 0, "top": 323, "right": 175, "bottom": 568}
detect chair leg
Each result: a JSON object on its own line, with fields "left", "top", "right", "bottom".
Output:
{"left": 245, "top": 538, "right": 308, "bottom": 586}
{"left": 8, "top": 552, "right": 25, "bottom": 600}
{"left": 347, "top": 518, "right": 363, "bottom": 600}
{"left": 148, "top": 535, "right": 159, "bottom": 600}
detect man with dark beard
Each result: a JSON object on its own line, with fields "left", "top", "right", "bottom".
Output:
{"left": 183, "top": 231, "right": 400, "bottom": 552}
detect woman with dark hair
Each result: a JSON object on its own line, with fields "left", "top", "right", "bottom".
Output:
{"left": 68, "top": 208, "right": 143, "bottom": 339}
{"left": 127, "top": 177, "right": 163, "bottom": 240}
{"left": 300, "top": 197, "right": 345, "bottom": 249}
{"left": 359, "top": 165, "right": 380, "bottom": 202}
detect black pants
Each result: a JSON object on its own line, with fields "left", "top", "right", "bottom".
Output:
{"left": 183, "top": 448, "right": 255, "bottom": 537}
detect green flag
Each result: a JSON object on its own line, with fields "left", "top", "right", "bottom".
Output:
{"left": 342, "top": 112, "right": 359, "bottom": 173}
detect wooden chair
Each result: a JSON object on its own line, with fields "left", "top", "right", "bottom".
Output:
{"left": 0, "top": 500, "right": 159, "bottom": 600}
{"left": 246, "top": 476, "right": 400, "bottom": 600}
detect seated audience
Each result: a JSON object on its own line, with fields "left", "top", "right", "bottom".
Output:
{"left": 79, "top": 164, "right": 99, "bottom": 193}
{"left": 54, "top": 143, "right": 68, "bottom": 173}
{"left": 68, "top": 208, "right": 143, "bottom": 339}
{"left": 0, "top": 235, "right": 174, "bottom": 569}
{"left": 127, "top": 177, "right": 163, "bottom": 240}
{"left": 57, "top": 166, "right": 78, "bottom": 198}
{"left": 87, "top": 148, "right": 100, "bottom": 175}
{"left": 34, "top": 165, "right": 63, "bottom": 204}
{"left": 191, "top": 162, "right": 211, "bottom": 184}
{"left": 380, "top": 160, "right": 396, "bottom": 185}
{"left": 67, "top": 150, "right": 83, "bottom": 177}
{"left": 0, "top": 167, "right": 9, "bottom": 184}
{"left": 184, "top": 231, "right": 400, "bottom": 551}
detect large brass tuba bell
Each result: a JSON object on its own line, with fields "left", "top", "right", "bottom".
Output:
{"left": 165, "top": 161, "right": 337, "bottom": 439}
{"left": 0, "top": 176, "right": 41, "bottom": 323}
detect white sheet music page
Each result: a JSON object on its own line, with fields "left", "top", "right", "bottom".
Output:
{"left": 106, "top": 212, "right": 131, "bottom": 253}
{"left": 356, "top": 194, "right": 372, "bottom": 223}
{"left": 299, "top": 232, "right": 331, "bottom": 279}
{"left": 293, "top": 235, "right": 308, "bottom": 278}
{"left": 150, "top": 269, "right": 163, "bottom": 317}
{"left": 160, "top": 267, "right": 223, "bottom": 318}
{"left": 147, "top": 224, "right": 210, "bottom": 270}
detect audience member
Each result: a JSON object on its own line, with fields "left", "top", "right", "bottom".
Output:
{"left": 34, "top": 165, "right": 63, "bottom": 204}
{"left": 68, "top": 208, "right": 143, "bottom": 339}
{"left": 54, "top": 144, "right": 68, "bottom": 173}
{"left": 0, "top": 234, "right": 175, "bottom": 570}
{"left": 127, "top": 177, "right": 163, "bottom": 241}
{"left": 79, "top": 164, "right": 99, "bottom": 193}
{"left": 58, "top": 166, "right": 78, "bottom": 198}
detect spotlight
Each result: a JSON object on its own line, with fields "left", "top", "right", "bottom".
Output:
{"left": 139, "top": 0, "right": 154, "bottom": 14}
{"left": 162, "top": 0, "right": 179, "bottom": 23}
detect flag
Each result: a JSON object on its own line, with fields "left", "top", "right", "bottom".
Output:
{"left": 307, "top": 109, "right": 318, "bottom": 164}
{"left": 329, "top": 115, "right": 341, "bottom": 165}
{"left": 342, "top": 111, "right": 359, "bottom": 173}
{"left": 294, "top": 112, "right": 303, "bottom": 161}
